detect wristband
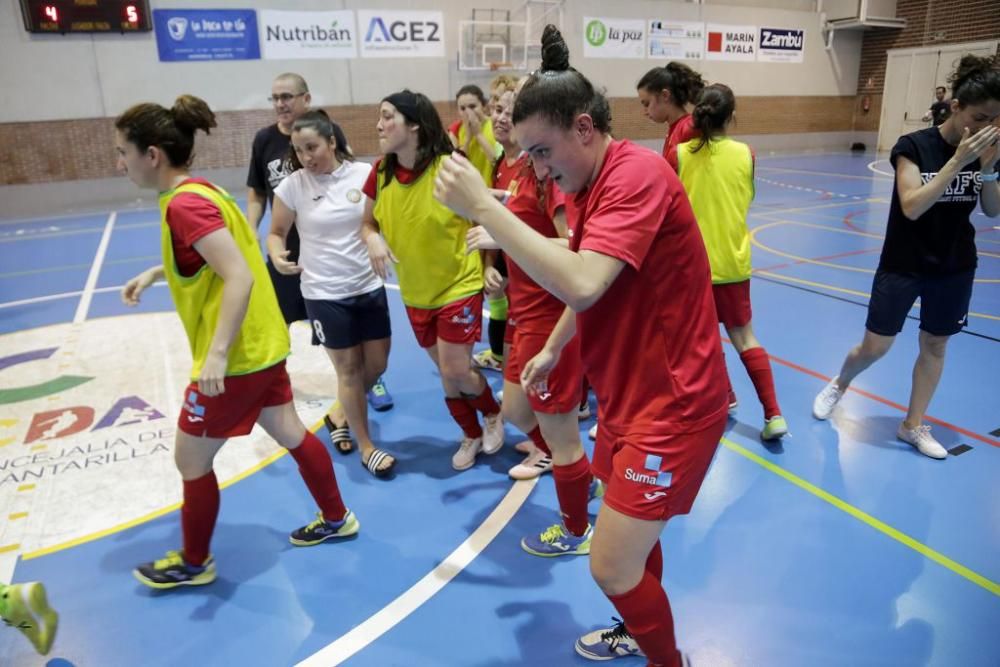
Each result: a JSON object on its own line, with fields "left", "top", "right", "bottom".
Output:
{"left": 981, "top": 171, "right": 999, "bottom": 182}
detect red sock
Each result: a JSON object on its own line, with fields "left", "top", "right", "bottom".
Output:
{"left": 608, "top": 572, "right": 682, "bottom": 667}
{"left": 288, "top": 431, "right": 347, "bottom": 522}
{"left": 740, "top": 347, "right": 781, "bottom": 419}
{"left": 181, "top": 471, "right": 219, "bottom": 567}
{"left": 552, "top": 455, "right": 591, "bottom": 536}
{"left": 527, "top": 426, "right": 552, "bottom": 456}
{"left": 465, "top": 382, "right": 500, "bottom": 417}
{"left": 445, "top": 397, "right": 483, "bottom": 438}
{"left": 646, "top": 540, "right": 663, "bottom": 581}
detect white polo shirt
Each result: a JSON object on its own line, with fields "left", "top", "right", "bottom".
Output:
{"left": 273, "top": 160, "right": 383, "bottom": 301}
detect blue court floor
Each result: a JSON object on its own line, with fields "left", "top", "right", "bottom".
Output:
{"left": 0, "top": 152, "right": 998, "bottom": 666}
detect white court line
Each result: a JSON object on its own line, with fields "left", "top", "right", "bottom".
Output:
{"left": 296, "top": 478, "right": 538, "bottom": 667}
{"left": 73, "top": 212, "right": 117, "bottom": 324}
{"left": 866, "top": 159, "right": 895, "bottom": 178}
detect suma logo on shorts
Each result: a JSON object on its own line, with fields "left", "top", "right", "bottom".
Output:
{"left": 624, "top": 454, "right": 672, "bottom": 501}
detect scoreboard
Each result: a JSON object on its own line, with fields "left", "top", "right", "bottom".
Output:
{"left": 20, "top": 0, "right": 152, "bottom": 33}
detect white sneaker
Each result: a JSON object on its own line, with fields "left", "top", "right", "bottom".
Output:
{"left": 812, "top": 376, "right": 845, "bottom": 420}
{"left": 578, "top": 402, "right": 592, "bottom": 420}
{"left": 482, "top": 413, "right": 505, "bottom": 454}
{"left": 588, "top": 422, "right": 598, "bottom": 441}
{"left": 452, "top": 436, "right": 483, "bottom": 470}
{"left": 897, "top": 423, "right": 948, "bottom": 459}
{"left": 508, "top": 449, "right": 553, "bottom": 480}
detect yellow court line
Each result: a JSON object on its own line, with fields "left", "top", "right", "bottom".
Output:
{"left": 721, "top": 438, "right": 1000, "bottom": 597}
{"left": 757, "top": 165, "right": 894, "bottom": 181}
{"left": 17, "top": 418, "right": 336, "bottom": 560}
{"left": 754, "top": 271, "right": 1000, "bottom": 322}
{"left": 17, "top": 484, "right": 35, "bottom": 492}
{"left": 752, "top": 220, "right": 1000, "bottom": 283}
{"left": 8, "top": 513, "right": 28, "bottom": 520}
{"left": 0, "top": 544, "right": 22, "bottom": 555}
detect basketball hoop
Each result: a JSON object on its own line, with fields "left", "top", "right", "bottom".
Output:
{"left": 488, "top": 61, "right": 513, "bottom": 71}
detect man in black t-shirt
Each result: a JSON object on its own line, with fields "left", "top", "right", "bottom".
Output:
{"left": 247, "top": 72, "right": 311, "bottom": 324}
{"left": 922, "top": 86, "right": 951, "bottom": 126}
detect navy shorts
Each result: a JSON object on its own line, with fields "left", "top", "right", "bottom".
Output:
{"left": 305, "top": 287, "right": 392, "bottom": 350}
{"left": 865, "top": 269, "right": 974, "bottom": 337}
{"left": 267, "top": 261, "right": 308, "bottom": 324}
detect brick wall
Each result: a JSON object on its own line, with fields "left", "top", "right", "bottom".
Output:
{"left": 0, "top": 95, "right": 858, "bottom": 185}
{"left": 853, "top": 0, "right": 1000, "bottom": 130}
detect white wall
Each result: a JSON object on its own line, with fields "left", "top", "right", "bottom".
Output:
{"left": 1, "top": 0, "right": 860, "bottom": 123}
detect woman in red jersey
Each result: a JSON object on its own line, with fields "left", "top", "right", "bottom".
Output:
{"left": 118, "top": 96, "right": 357, "bottom": 590}
{"left": 636, "top": 62, "right": 705, "bottom": 172}
{"left": 436, "top": 26, "right": 727, "bottom": 667}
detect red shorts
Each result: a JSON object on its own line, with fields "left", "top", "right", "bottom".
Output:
{"left": 713, "top": 280, "right": 752, "bottom": 329}
{"left": 591, "top": 416, "right": 726, "bottom": 521}
{"left": 504, "top": 316, "right": 516, "bottom": 345}
{"left": 504, "top": 330, "right": 583, "bottom": 414}
{"left": 405, "top": 293, "right": 484, "bottom": 349}
{"left": 177, "top": 361, "right": 293, "bottom": 438}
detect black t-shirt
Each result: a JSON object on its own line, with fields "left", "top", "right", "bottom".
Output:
{"left": 247, "top": 123, "right": 300, "bottom": 260}
{"left": 929, "top": 101, "right": 950, "bottom": 126}
{"left": 880, "top": 126, "right": 987, "bottom": 275}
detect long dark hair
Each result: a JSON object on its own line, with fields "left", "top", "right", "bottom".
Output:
{"left": 115, "top": 95, "right": 216, "bottom": 167}
{"left": 512, "top": 25, "right": 611, "bottom": 133}
{"left": 636, "top": 62, "right": 705, "bottom": 108}
{"left": 691, "top": 84, "right": 736, "bottom": 153}
{"left": 949, "top": 54, "right": 1000, "bottom": 107}
{"left": 287, "top": 109, "right": 353, "bottom": 171}
{"left": 379, "top": 89, "right": 453, "bottom": 186}
{"left": 456, "top": 84, "right": 488, "bottom": 106}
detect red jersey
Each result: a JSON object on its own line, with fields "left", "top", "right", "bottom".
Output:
{"left": 663, "top": 114, "right": 697, "bottom": 171}
{"left": 165, "top": 177, "right": 227, "bottom": 277}
{"left": 505, "top": 163, "right": 567, "bottom": 334}
{"left": 493, "top": 151, "right": 524, "bottom": 191}
{"left": 569, "top": 140, "right": 727, "bottom": 436}
{"left": 362, "top": 159, "right": 422, "bottom": 200}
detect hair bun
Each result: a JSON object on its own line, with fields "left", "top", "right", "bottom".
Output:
{"left": 540, "top": 24, "right": 570, "bottom": 72}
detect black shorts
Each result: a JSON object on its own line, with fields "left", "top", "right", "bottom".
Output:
{"left": 865, "top": 269, "right": 974, "bottom": 337}
{"left": 267, "top": 261, "right": 308, "bottom": 324}
{"left": 304, "top": 287, "right": 392, "bottom": 350}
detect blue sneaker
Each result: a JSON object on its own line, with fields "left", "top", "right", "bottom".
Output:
{"left": 367, "top": 377, "right": 394, "bottom": 412}
{"left": 575, "top": 618, "right": 644, "bottom": 661}
{"left": 589, "top": 478, "right": 605, "bottom": 501}
{"left": 133, "top": 550, "right": 217, "bottom": 589}
{"left": 521, "top": 522, "right": 592, "bottom": 557}
{"left": 290, "top": 510, "right": 360, "bottom": 546}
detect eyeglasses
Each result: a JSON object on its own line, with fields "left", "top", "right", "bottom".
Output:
{"left": 268, "top": 92, "right": 306, "bottom": 104}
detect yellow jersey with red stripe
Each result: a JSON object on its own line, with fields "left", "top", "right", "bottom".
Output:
{"left": 373, "top": 156, "right": 483, "bottom": 309}
{"left": 457, "top": 117, "right": 500, "bottom": 184}
{"left": 159, "top": 181, "right": 289, "bottom": 379}
{"left": 676, "top": 137, "right": 755, "bottom": 284}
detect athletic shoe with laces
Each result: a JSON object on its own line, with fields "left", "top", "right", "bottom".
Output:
{"left": 521, "top": 522, "right": 592, "bottom": 557}
{"left": 588, "top": 477, "right": 605, "bottom": 501}
{"left": 452, "top": 436, "right": 483, "bottom": 470}
{"left": 482, "top": 412, "right": 505, "bottom": 454}
{"left": 508, "top": 449, "right": 553, "bottom": 480}
{"left": 472, "top": 349, "right": 503, "bottom": 371}
{"left": 897, "top": 422, "right": 948, "bottom": 459}
{"left": 290, "top": 509, "right": 360, "bottom": 546}
{"left": 588, "top": 422, "right": 598, "bottom": 441}
{"left": 133, "top": 550, "right": 217, "bottom": 589}
{"left": 578, "top": 401, "right": 592, "bottom": 420}
{"left": 761, "top": 415, "right": 789, "bottom": 440}
{"left": 575, "top": 617, "right": 644, "bottom": 660}
{"left": 1, "top": 582, "right": 58, "bottom": 655}
{"left": 728, "top": 389, "right": 739, "bottom": 415}
{"left": 366, "top": 377, "right": 394, "bottom": 412}
{"left": 812, "top": 376, "right": 845, "bottom": 420}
